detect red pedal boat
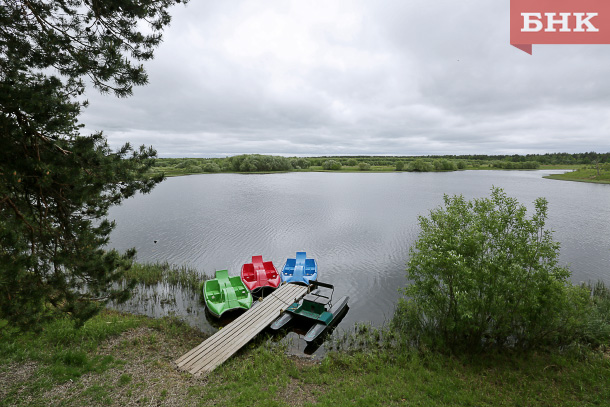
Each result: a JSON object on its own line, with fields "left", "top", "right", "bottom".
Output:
{"left": 240, "top": 255, "right": 281, "bottom": 292}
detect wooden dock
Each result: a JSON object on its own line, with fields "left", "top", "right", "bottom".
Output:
{"left": 175, "top": 283, "right": 309, "bottom": 376}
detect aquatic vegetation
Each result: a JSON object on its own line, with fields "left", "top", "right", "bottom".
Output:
{"left": 122, "top": 262, "right": 210, "bottom": 292}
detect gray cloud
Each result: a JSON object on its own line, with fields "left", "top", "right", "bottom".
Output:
{"left": 79, "top": 0, "right": 610, "bottom": 157}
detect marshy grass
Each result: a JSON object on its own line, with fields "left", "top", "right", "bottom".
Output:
{"left": 123, "top": 261, "right": 210, "bottom": 292}
{"left": 326, "top": 322, "right": 399, "bottom": 353}
{"left": 578, "top": 281, "right": 610, "bottom": 347}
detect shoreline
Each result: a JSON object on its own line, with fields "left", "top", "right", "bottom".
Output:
{"left": 543, "top": 174, "right": 610, "bottom": 185}
{"left": 153, "top": 165, "right": 581, "bottom": 178}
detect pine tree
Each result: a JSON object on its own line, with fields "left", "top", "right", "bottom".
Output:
{"left": 0, "top": 0, "right": 185, "bottom": 329}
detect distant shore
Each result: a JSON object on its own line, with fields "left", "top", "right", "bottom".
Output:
{"left": 544, "top": 168, "right": 610, "bottom": 184}
{"left": 152, "top": 163, "right": 583, "bottom": 178}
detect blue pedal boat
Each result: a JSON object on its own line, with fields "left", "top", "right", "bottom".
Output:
{"left": 281, "top": 251, "right": 318, "bottom": 285}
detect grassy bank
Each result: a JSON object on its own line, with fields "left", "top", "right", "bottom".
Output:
{"left": 4, "top": 261, "right": 610, "bottom": 405}
{"left": 544, "top": 168, "right": 610, "bottom": 184}
{"left": 2, "top": 310, "right": 610, "bottom": 406}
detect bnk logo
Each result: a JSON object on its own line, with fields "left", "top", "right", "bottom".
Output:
{"left": 521, "top": 13, "right": 598, "bottom": 32}
{"left": 510, "top": 0, "right": 610, "bottom": 54}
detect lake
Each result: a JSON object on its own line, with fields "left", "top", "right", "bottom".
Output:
{"left": 108, "top": 170, "right": 610, "bottom": 347}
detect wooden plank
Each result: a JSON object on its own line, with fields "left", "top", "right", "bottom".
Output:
{"left": 189, "top": 285, "right": 307, "bottom": 375}
{"left": 175, "top": 284, "right": 297, "bottom": 366}
{"left": 183, "top": 284, "right": 305, "bottom": 374}
{"left": 175, "top": 284, "right": 308, "bottom": 375}
{"left": 176, "top": 284, "right": 302, "bottom": 369}
{"left": 184, "top": 285, "right": 306, "bottom": 374}
{"left": 189, "top": 285, "right": 305, "bottom": 373}
{"left": 193, "top": 308, "right": 293, "bottom": 374}
{"left": 179, "top": 295, "right": 286, "bottom": 371}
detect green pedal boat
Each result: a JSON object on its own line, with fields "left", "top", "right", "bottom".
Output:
{"left": 270, "top": 281, "right": 349, "bottom": 343}
{"left": 204, "top": 269, "right": 253, "bottom": 318}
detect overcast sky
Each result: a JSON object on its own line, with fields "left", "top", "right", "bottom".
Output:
{"left": 80, "top": 0, "right": 610, "bottom": 157}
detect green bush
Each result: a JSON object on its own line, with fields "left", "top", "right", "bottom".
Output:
{"left": 393, "top": 187, "right": 587, "bottom": 352}
{"left": 291, "top": 158, "right": 310, "bottom": 169}
{"left": 358, "top": 162, "right": 371, "bottom": 171}
{"left": 442, "top": 160, "right": 457, "bottom": 171}
{"left": 322, "top": 160, "right": 342, "bottom": 170}
{"left": 203, "top": 162, "right": 221, "bottom": 173}
{"left": 396, "top": 161, "right": 405, "bottom": 171}
{"left": 409, "top": 159, "right": 433, "bottom": 172}
{"left": 346, "top": 158, "right": 358, "bottom": 166}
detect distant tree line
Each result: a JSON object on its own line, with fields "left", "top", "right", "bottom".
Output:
{"left": 153, "top": 152, "right": 608, "bottom": 174}
{"left": 155, "top": 155, "right": 311, "bottom": 173}
{"left": 315, "top": 152, "right": 609, "bottom": 166}
{"left": 491, "top": 161, "right": 540, "bottom": 169}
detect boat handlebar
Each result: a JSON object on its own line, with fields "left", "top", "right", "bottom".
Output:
{"left": 310, "top": 281, "right": 334, "bottom": 290}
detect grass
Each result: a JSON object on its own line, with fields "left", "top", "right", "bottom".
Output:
{"left": 0, "top": 311, "right": 206, "bottom": 406}
{"left": 2, "top": 312, "right": 610, "bottom": 406}
{"left": 123, "top": 261, "right": 210, "bottom": 291}
{"left": 3, "top": 276, "right": 610, "bottom": 406}
{"left": 544, "top": 168, "right": 610, "bottom": 184}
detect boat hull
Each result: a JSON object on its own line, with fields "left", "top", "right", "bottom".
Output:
{"left": 270, "top": 312, "right": 294, "bottom": 330}
{"left": 304, "top": 295, "right": 349, "bottom": 343}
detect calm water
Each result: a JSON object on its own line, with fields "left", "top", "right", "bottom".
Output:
{"left": 108, "top": 170, "right": 610, "bottom": 344}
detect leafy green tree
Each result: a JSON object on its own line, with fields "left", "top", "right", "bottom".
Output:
{"left": 394, "top": 187, "right": 585, "bottom": 351}
{"left": 395, "top": 161, "right": 405, "bottom": 171}
{"left": 346, "top": 158, "right": 358, "bottom": 167}
{"left": 290, "top": 157, "right": 310, "bottom": 170}
{"left": 1, "top": 0, "right": 184, "bottom": 329}
{"left": 358, "top": 162, "right": 371, "bottom": 171}
{"left": 203, "top": 162, "right": 221, "bottom": 173}
{"left": 442, "top": 160, "right": 457, "bottom": 171}
{"left": 409, "top": 159, "right": 432, "bottom": 172}
{"left": 322, "top": 160, "right": 342, "bottom": 170}
{"left": 228, "top": 154, "right": 293, "bottom": 172}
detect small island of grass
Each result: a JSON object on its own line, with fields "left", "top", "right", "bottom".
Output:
{"left": 544, "top": 165, "right": 610, "bottom": 184}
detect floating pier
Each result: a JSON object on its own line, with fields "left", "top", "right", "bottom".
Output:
{"left": 175, "top": 283, "right": 309, "bottom": 376}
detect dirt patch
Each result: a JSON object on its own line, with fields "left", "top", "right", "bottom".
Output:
{"left": 275, "top": 377, "right": 321, "bottom": 407}
{"left": 0, "top": 361, "right": 40, "bottom": 403}
{"left": 4, "top": 325, "right": 326, "bottom": 406}
{"left": 288, "top": 354, "right": 320, "bottom": 369}
{"left": 40, "top": 326, "right": 209, "bottom": 406}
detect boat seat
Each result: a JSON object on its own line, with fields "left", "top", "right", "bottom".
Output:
{"left": 223, "top": 286, "right": 239, "bottom": 307}
{"left": 304, "top": 292, "right": 330, "bottom": 305}
{"left": 295, "top": 252, "right": 306, "bottom": 266}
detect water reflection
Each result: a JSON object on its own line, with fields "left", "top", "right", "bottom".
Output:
{"left": 111, "top": 282, "right": 215, "bottom": 336}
